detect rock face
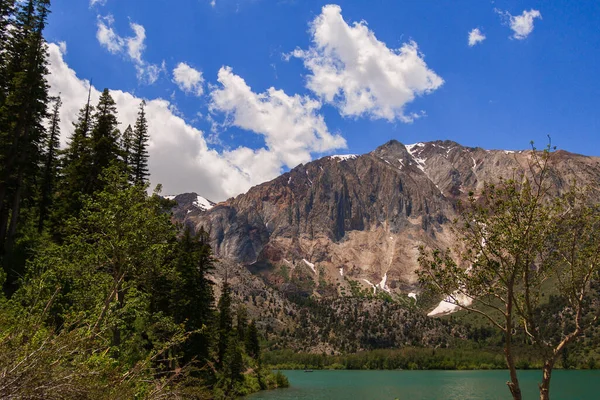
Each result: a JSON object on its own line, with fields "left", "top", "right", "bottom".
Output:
{"left": 181, "top": 140, "right": 600, "bottom": 298}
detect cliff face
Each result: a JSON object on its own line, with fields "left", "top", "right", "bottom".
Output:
{"left": 180, "top": 140, "right": 600, "bottom": 298}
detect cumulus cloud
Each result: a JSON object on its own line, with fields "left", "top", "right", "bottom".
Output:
{"left": 90, "top": 0, "right": 107, "bottom": 6}
{"left": 96, "top": 15, "right": 165, "bottom": 84}
{"left": 210, "top": 66, "right": 346, "bottom": 169}
{"left": 468, "top": 28, "right": 486, "bottom": 47}
{"left": 497, "top": 9, "right": 542, "bottom": 40}
{"left": 173, "top": 62, "right": 205, "bottom": 96}
{"left": 290, "top": 4, "right": 443, "bottom": 122}
{"left": 47, "top": 43, "right": 346, "bottom": 201}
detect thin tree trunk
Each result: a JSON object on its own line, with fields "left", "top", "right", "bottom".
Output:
{"left": 93, "top": 272, "right": 124, "bottom": 333}
{"left": 0, "top": 203, "right": 8, "bottom": 252}
{"left": 505, "top": 332, "right": 522, "bottom": 400}
{"left": 112, "top": 279, "right": 124, "bottom": 348}
{"left": 505, "top": 286, "right": 522, "bottom": 400}
{"left": 539, "top": 359, "right": 554, "bottom": 400}
{"left": 0, "top": 183, "right": 6, "bottom": 226}
{"left": 538, "top": 327, "right": 582, "bottom": 400}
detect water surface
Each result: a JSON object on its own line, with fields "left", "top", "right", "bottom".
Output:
{"left": 248, "top": 370, "right": 600, "bottom": 399}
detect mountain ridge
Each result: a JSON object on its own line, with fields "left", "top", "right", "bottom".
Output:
{"left": 173, "top": 139, "right": 600, "bottom": 301}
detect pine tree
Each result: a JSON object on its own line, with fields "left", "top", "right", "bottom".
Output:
{"left": 50, "top": 88, "right": 94, "bottom": 238}
{"left": 121, "top": 124, "right": 133, "bottom": 174}
{"left": 223, "top": 335, "right": 244, "bottom": 385}
{"left": 171, "top": 226, "right": 215, "bottom": 365}
{"left": 89, "top": 88, "right": 121, "bottom": 193}
{"left": 0, "top": 1, "right": 16, "bottom": 52}
{"left": 236, "top": 305, "right": 248, "bottom": 342}
{"left": 131, "top": 100, "right": 149, "bottom": 185}
{"left": 63, "top": 85, "right": 94, "bottom": 191}
{"left": 217, "top": 279, "right": 233, "bottom": 369}
{"left": 0, "top": 0, "right": 50, "bottom": 264}
{"left": 0, "top": 0, "right": 16, "bottom": 101}
{"left": 38, "top": 95, "right": 61, "bottom": 233}
{"left": 246, "top": 320, "right": 260, "bottom": 360}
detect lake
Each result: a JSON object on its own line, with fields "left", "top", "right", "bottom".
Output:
{"left": 247, "top": 370, "right": 600, "bottom": 399}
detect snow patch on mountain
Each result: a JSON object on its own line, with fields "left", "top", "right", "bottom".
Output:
{"left": 427, "top": 293, "right": 473, "bottom": 317}
{"left": 193, "top": 195, "right": 215, "bottom": 211}
{"left": 303, "top": 259, "right": 316, "bottom": 274}
{"left": 405, "top": 143, "right": 428, "bottom": 174}
{"left": 330, "top": 154, "right": 357, "bottom": 162}
{"left": 377, "top": 272, "right": 391, "bottom": 293}
{"left": 405, "top": 143, "right": 424, "bottom": 153}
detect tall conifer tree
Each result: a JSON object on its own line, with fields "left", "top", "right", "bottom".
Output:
{"left": 131, "top": 100, "right": 149, "bottom": 185}
{"left": 50, "top": 87, "right": 94, "bottom": 238}
{"left": 0, "top": 0, "right": 16, "bottom": 101}
{"left": 63, "top": 84, "right": 94, "bottom": 183}
{"left": 121, "top": 124, "right": 133, "bottom": 171}
{"left": 89, "top": 88, "right": 121, "bottom": 193}
{"left": 217, "top": 279, "right": 233, "bottom": 369}
{"left": 171, "top": 226, "right": 215, "bottom": 364}
{"left": 0, "top": 0, "right": 50, "bottom": 259}
{"left": 38, "top": 95, "right": 61, "bottom": 232}
{"left": 246, "top": 320, "right": 260, "bottom": 360}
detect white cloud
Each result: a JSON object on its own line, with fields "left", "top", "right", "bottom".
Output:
{"left": 173, "top": 62, "right": 205, "bottom": 96}
{"left": 210, "top": 66, "right": 347, "bottom": 169}
{"left": 136, "top": 60, "right": 166, "bottom": 85}
{"left": 96, "top": 15, "right": 164, "bottom": 84}
{"left": 90, "top": 0, "right": 107, "bottom": 6}
{"left": 47, "top": 43, "right": 343, "bottom": 201}
{"left": 126, "top": 22, "right": 145, "bottom": 63}
{"left": 96, "top": 15, "right": 123, "bottom": 53}
{"left": 210, "top": 0, "right": 216, "bottom": 7}
{"left": 497, "top": 9, "right": 542, "bottom": 40}
{"left": 468, "top": 28, "right": 486, "bottom": 47}
{"left": 58, "top": 41, "right": 67, "bottom": 55}
{"left": 290, "top": 4, "right": 443, "bottom": 122}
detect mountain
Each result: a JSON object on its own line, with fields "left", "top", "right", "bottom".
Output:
{"left": 179, "top": 140, "right": 600, "bottom": 298}
{"left": 165, "top": 193, "right": 215, "bottom": 221}
{"left": 170, "top": 140, "right": 600, "bottom": 352}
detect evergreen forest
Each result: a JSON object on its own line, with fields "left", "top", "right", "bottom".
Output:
{"left": 0, "top": 1, "right": 287, "bottom": 398}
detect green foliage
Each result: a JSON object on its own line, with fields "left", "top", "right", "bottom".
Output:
{"left": 0, "top": 3, "right": 285, "bottom": 397}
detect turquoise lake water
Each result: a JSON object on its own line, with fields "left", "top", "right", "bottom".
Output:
{"left": 247, "top": 370, "right": 600, "bottom": 399}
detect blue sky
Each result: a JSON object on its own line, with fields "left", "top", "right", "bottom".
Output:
{"left": 44, "top": 0, "right": 600, "bottom": 200}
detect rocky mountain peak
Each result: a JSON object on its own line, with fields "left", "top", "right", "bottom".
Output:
{"left": 166, "top": 193, "right": 216, "bottom": 221}
{"left": 174, "top": 139, "right": 600, "bottom": 301}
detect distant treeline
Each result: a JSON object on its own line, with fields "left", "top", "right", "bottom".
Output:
{"left": 264, "top": 346, "right": 600, "bottom": 371}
